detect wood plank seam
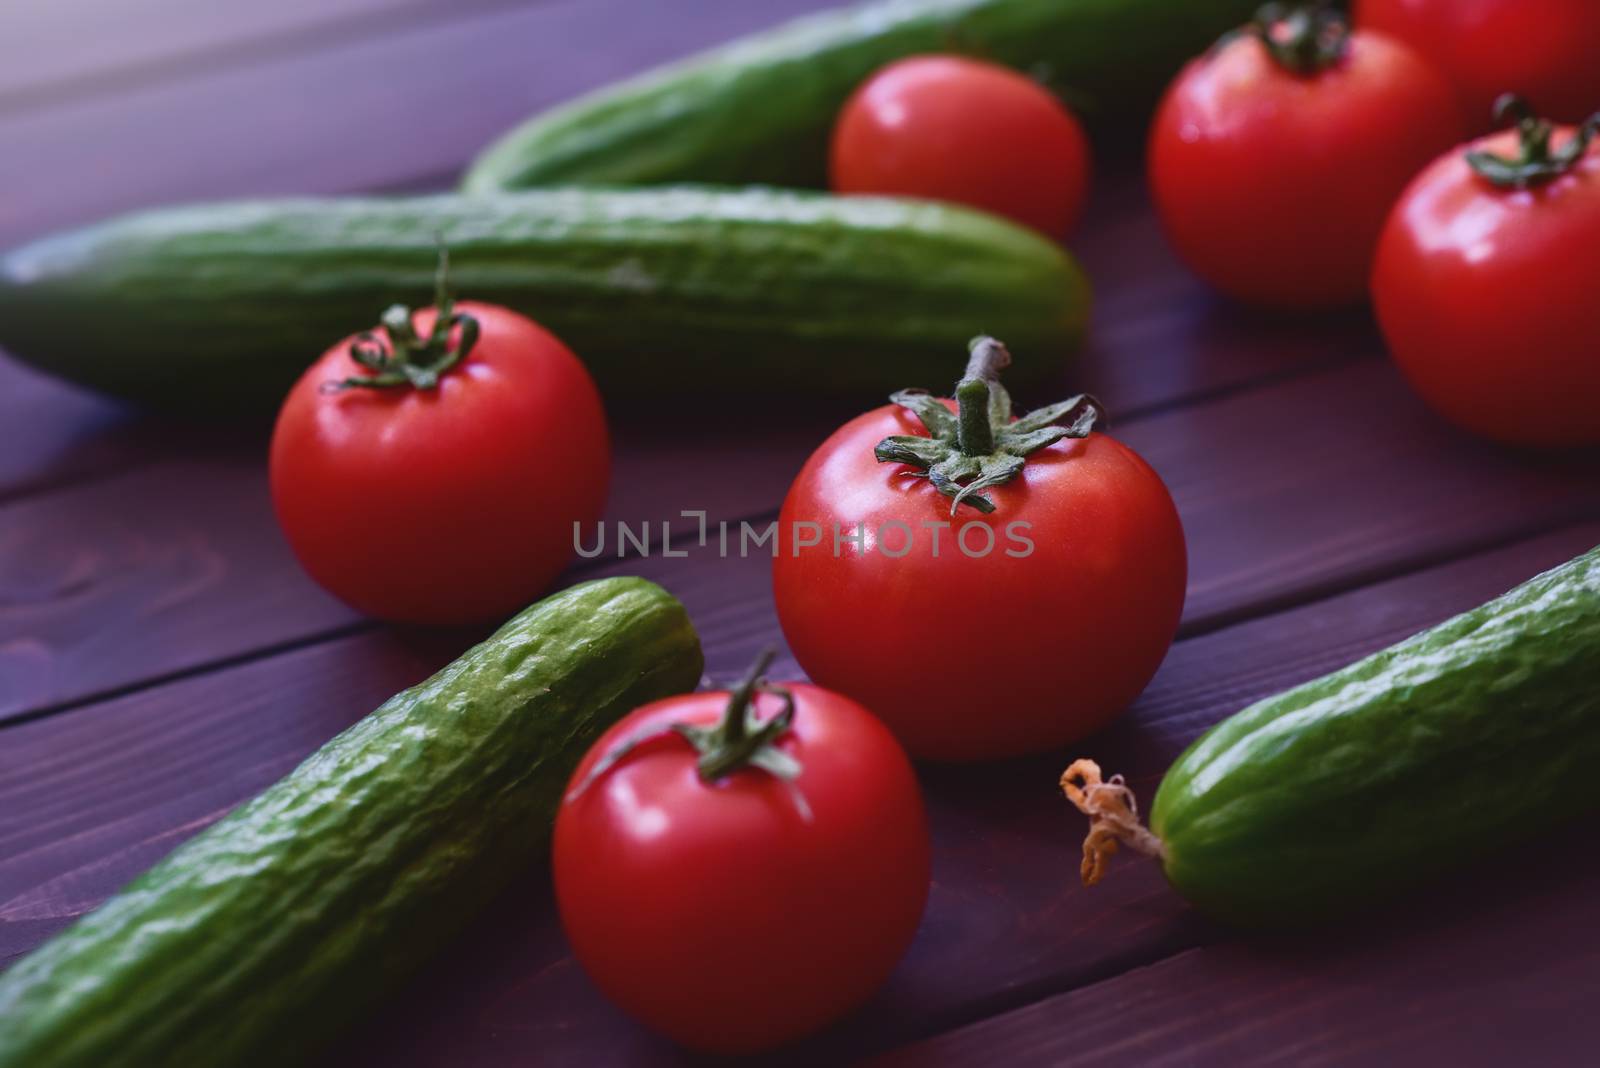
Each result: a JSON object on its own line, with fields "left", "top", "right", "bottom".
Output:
{"left": 0, "top": 341, "right": 1372, "bottom": 517}
{"left": 5, "top": 358, "right": 1588, "bottom": 729}
{"left": 0, "top": 461, "right": 136, "bottom": 513}
{"left": 1092, "top": 347, "right": 1374, "bottom": 429}
{"left": 1178, "top": 500, "right": 1600, "bottom": 640}
{"left": 0, "top": 0, "right": 560, "bottom": 119}
{"left": 4, "top": 518, "right": 1596, "bottom": 1062}
{"left": 3, "top": 359, "right": 1397, "bottom": 729}
{"left": 0, "top": 620, "right": 374, "bottom": 733}
{"left": 9, "top": 496, "right": 1595, "bottom": 793}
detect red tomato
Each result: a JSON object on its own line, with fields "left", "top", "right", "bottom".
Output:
{"left": 773, "top": 340, "right": 1186, "bottom": 762}
{"left": 1356, "top": 0, "right": 1600, "bottom": 128}
{"left": 1373, "top": 106, "right": 1600, "bottom": 446}
{"left": 270, "top": 284, "right": 608, "bottom": 623}
{"left": 1149, "top": 7, "right": 1462, "bottom": 308}
{"left": 830, "top": 55, "right": 1092, "bottom": 239}
{"left": 554, "top": 657, "right": 929, "bottom": 1055}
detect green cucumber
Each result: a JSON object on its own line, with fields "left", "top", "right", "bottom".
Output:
{"left": 462, "top": 0, "right": 1260, "bottom": 191}
{"left": 0, "top": 188, "right": 1087, "bottom": 411}
{"left": 0, "top": 577, "right": 703, "bottom": 1068}
{"left": 1066, "top": 544, "right": 1600, "bottom": 925}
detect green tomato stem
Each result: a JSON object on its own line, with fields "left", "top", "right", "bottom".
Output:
{"left": 322, "top": 246, "right": 479, "bottom": 393}
{"left": 1247, "top": 1, "right": 1348, "bottom": 76}
{"left": 1466, "top": 94, "right": 1600, "bottom": 189}
{"left": 875, "top": 336, "right": 1105, "bottom": 514}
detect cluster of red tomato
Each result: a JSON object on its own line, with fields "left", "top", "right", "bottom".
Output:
{"left": 834, "top": 1, "right": 1600, "bottom": 448}
{"left": 264, "top": 0, "right": 1599, "bottom": 1054}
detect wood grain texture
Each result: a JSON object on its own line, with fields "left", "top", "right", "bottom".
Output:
{"left": 6, "top": 354, "right": 1592, "bottom": 723}
{"left": 4, "top": 522, "right": 1597, "bottom": 1063}
{"left": 873, "top": 827, "right": 1600, "bottom": 1067}
{"left": 0, "top": 627, "right": 453, "bottom": 966}
{"left": 0, "top": 416, "right": 805, "bottom": 722}
{"left": 0, "top": 456, "right": 357, "bottom": 721}
{"left": 0, "top": 0, "right": 839, "bottom": 247}
{"left": 1069, "top": 175, "right": 1374, "bottom": 414}
{"left": 0, "top": 360, "right": 132, "bottom": 503}
{"left": 1120, "top": 361, "right": 1600, "bottom": 633}
{"left": 0, "top": 0, "right": 543, "bottom": 108}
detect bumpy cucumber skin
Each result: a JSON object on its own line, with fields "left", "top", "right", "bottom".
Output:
{"left": 0, "top": 188, "right": 1087, "bottom": 411}
{"left": 0, "top": 578, "right": 703, "bottom": 1068}
{"left": 462, "top": 0, "right": 1260, "bottom": 190}
{"left": 1151, "top": 545, "right": 1600, "bottom": 926}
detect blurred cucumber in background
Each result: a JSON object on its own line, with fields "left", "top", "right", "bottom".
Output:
{"left": 463, "top": 0, "right": 1263, "bottom": 190}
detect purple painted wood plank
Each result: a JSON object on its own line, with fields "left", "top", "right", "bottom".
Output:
{"left": 873, "top": 831, "right": 1600, "bottom": 1067}
{"left": 4, "top": 522, "right": 1596, "bottom": 1064}
{"left": 3, "top": 357, "right": 1593, "bottom": 722}
{"left": 0, "top": 0, "right": 541, "bottom": 107}
{"left": 0, "top": 628, "right": 452, "bottom": 965}
{"left": 0, "top": 0, "right": 839, "bottom": 247}
{"left": 0, "top": 360, "right": 133, "bottom": 503}
{"left": 1122, "top": 361, "right": 1600, "bottom": 632}
{"left": 0, "top": 455, "right": 357, "bottom": 720}
{"left": 1070, "top": 174, "right": 1374, "bottom": 414}
{"left": 0, "top": 405, "right": 838, "bottom": 720}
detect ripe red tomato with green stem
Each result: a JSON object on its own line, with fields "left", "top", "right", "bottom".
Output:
{"left": 774, "top": 338, "right": 1187, "bottom": 762}
{"left": 1373, "top": 96, "right": 1600, "bottom": 447}
{"left": 830, "top": 54, "right": 1092, "bottom": 239}
{"left": 270, "top": 255, "right": 609, "bottom": 624}
{"left": 554, "top": 650, "right": 929, "bottom": 1055}
{"left": 1149, "top": 2, "right": 1463, "bottom": 308}
{"left": 1356, "top": 0, "right": 1600, "bottom": 128}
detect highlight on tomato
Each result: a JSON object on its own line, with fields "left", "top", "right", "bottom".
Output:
{"left": 553, "top": 650, "right": 929, "bottom": 1055}
{"left": 830, "top": 54, "right": 1092, "bottom": 240}
{"left": 1355, "top": 0, "right": 1600, "bottom": 129}
{"left": 1373, "top": 96, "right": 1600, "bottom": 448}
{"left": 1148, "top": 1, "right": 1462, "bottom": 308}
{"left": 773, "top": 337, "right": 1187, "bottom": 762}
{"left": 269, "top": 252, "right": 609, "bottom": 624}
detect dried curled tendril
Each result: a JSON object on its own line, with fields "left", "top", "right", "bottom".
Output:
{"left": 1060, "top": 758, "right": 1166, "bottom": 886}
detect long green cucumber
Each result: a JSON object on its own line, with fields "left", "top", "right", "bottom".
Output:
{"left": 1066, "top": 544, "right": 1600, "bottom": 925}
{"left": 462, "top": 0, "right": 1260, "bottom": 190}
{"left": 0, "top": 188, "right": 1087, "bottom": 411}
{"left": 0, "top": 577, "right": 703, "bottom": 1068}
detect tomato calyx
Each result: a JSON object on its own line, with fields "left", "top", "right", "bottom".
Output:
{"left": 567, "top": 649, "right": 813, "bottom": 819}
{"left": 1466, "top": 94, "right": 1600, "bottom": 190}
{"left": 323, "top": 249, "right": 481, "bottom": 393}
{"left": 874, "top": 336, "right": 1103, "bottom": 515}
{"left": 1241, "top": 1, "right": 1348, "bottom": 76}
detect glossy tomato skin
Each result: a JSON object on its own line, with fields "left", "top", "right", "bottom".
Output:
{"left": 270, "top": 302, "right": 608, "bottom": 623}
{"left": 1372, "top": 128, "right": 1600, "bottom": 447}
{"left": 830, "top": 55, "right": 1092, "bottom": 239}
{"left": 1149, "top": 30, "right": 1462, "bottom": 308}
{"left": 773, "top": 402, "right": 1186, "bottom": 762}
{"left": 1356, "top": 0, "right": 1600, "bottom": 127}
{"left": 554, "top": 685, "right": 929, "bottom": 1055}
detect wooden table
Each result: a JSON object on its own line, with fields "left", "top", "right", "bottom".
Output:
{"left": 4, "top": 2, "right": 1598, "bottom": 1064}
